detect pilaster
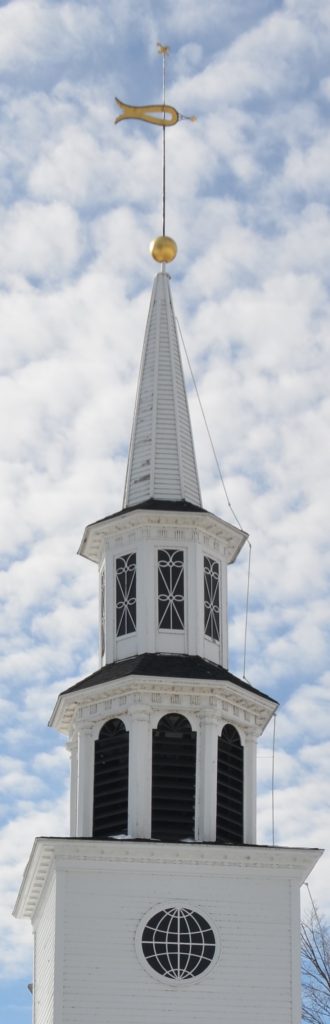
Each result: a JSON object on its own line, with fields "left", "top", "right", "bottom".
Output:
{"left": 76, "top": 725, "right": 94, "bottom": 837}
{"left": 244, "top": 728, "right": 257, "bottom": 844}
{"left": 128, "top": 704, "right": 152, "bottom": 838}
{"left": 67, "top": 733, "right": 78, "bottom": 837}
{"left": 197, "top": 710, "right": 219, "bottom": 842}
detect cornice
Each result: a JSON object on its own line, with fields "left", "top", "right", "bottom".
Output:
{"left": 49, "top": 672, "right": 277, "bottom": 737}
{"left": 78, "top": 507, "right": 247, "bottom": 566}
{"left": 14, "top": 837, "right": 322, "bottom": 920}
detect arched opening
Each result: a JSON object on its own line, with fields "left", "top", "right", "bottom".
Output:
{"left": 152, "top": 713, "right": 196, "bottom": 841}
{"left": 216, "top": 724, "right": 243, "bottom": 844}
{"left": 93, "top": 718, "right": 129, "bottom": 838}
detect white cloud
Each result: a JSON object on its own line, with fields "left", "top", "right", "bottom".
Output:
{"left": 0, "top": 200, "right": 83, "bottom": 281}
{"left": 0, "top": 1, "right": 107, "bottom": 72}
{"left": 0, "top": 0, "right": 329, "bottom": 998}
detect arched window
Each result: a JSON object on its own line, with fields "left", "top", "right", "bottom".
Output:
{"left": 93, "top": 718, "right": 129, "bottom": 838}
{"left": 152, "top": 713, "right": 196, "bottom": 841}
{"left": 216, "top": 724, "right": 243, "bottom": 844}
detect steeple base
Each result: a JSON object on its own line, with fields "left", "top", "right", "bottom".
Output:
{"left": 14, "top": 837, "right": 321, "bottom": 1024}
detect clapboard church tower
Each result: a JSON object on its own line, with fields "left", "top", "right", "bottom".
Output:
{"left": 15, "top": 55, "right": 320, "bottom": 1024}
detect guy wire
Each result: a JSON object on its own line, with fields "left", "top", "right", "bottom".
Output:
{"left": 271, "top": 710, "right": 277, "bottom": 845}
{"left": 304, "top": 882, "right": 322, "bottom": 925}
{"left": 176, "top": 315, "right": 252, "bottom": 681}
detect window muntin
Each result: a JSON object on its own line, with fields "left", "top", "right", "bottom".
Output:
{"left": 140, "top": 907, "right": 216, "bottom": 981}
{"left": 204, "top": 556, "right": 220, "bottom": 641}
{"left": 116, "top": 553, "right": 136, "bottom": 637}
{"left": 158, "top": 549, "right": 184, "bottom": 630}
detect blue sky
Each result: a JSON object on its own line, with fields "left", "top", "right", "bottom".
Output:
{"left": 1, "top": 1, "right": 330, "bottom": 1021}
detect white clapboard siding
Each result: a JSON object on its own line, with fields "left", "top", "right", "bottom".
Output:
{"left": 21, "top": 840, "right": 316, "bottom": 1024}
{"left": 34, "top": 874, "right": 56, "bottom": 1024}
{"left": 124, "top": 271, "right": 201, "bottom": 507}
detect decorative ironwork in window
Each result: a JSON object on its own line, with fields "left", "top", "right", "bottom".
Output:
{"left": 158, "top": 549, "right": 184, "bottom": 630}
{"left": 140, "top": 907, "right": 216, "bottom": 981}
{"left": 116, "top": 553, "right": 136, "bottom": 637}
{"left": 100, "top": 567, "right": 105, "bottom": 657}
{"left": 93, "top": 718, "right": 129, "bottom": 838}
{"left": 204, "top": 556, "right": 220, "bottom": 641}
{"left": 216, "top": 724, "right": 243, "bottom": 844}
{"left": 152, "top": 714, "right": 196, "bottom": 840}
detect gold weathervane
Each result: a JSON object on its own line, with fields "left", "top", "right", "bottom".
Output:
{"left": 114, "top": 43, "right": 196, "bottom": 263}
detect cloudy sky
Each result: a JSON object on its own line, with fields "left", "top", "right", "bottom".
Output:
{"left": 1, "top": 0, "right": 330, "bottom": 1020}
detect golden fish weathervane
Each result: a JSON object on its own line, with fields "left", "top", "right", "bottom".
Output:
{"left": 114, "top": 43, "right": 196, "bottom": 263}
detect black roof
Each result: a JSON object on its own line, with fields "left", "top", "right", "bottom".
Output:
{"left": 84, "top": 498, "right": 206, "bottom": 530}
{"left": 61, "top": 652, "right": 276, "bottom": 704}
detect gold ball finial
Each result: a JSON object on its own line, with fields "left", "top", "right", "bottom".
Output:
{"left": 150, "top": 235, "right": 177, "bottom": 263}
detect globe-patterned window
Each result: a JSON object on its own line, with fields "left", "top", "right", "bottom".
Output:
{"left": 158, "top": 549, "right": 184, "bottom": 630}
{"left": 140, "top": 907, "right": 216, "bottom": 981}
{"left": 116, "top": 553, "right": 136, "bottom": 637}
{"left": 204, "top": 556, "right": 220, "bottom": 641}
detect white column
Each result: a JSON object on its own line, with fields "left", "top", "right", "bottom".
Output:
{"left": 104, "top": 550, "right": 114, "bottom": 666}
{"left": 67, "top": 733, "right": 78, "bottom": 837}
{"left": 244, "top": 728, "right": 257, "bottom": 844}
{"left": 137, "top": 539, "right": 154, "bottom": 654}
{"left": 188, "top": 538, "right": 201, "bottom": 658}
{"left": 76, "top": 725, "right": 95, "bottom": 837}
{"left": 221, "top": 561, "right": 228, "bottom": 669}
{"left": 197, "top": 709, "right": 219, "bottom": 842}
{"left": 128, "top": 705, "right": 152, "bottom": 838}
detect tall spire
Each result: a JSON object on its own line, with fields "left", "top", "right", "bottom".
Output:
{"left": 123, "top": 270, "right": 201, "bottom": 508}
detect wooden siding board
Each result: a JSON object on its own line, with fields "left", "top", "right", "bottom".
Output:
{"left": 124, "top": 273, "right": 201, "bottom": 509}
{"left": 54, "top": 855, "right": 300, "bottom": 1024}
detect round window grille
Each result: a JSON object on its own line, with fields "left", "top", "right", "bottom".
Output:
{"left": 141, "top": 907, "right": 216, "bottom": 981}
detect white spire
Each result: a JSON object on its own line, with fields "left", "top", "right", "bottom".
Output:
{"left": 123, "top": 271, "right": 202, "bottom": 508}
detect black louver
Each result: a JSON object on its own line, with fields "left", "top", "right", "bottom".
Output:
{"left": 151, "top": 713, "right": 196, "bottom": 841}
{"left": 93, "top": 718, "right": 129, "bottom": 838}
{"left": 216, "top": 724, "right": 243, "bottom": 844}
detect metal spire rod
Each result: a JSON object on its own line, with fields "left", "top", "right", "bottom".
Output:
{"left": 115, "top": 43, "right": 196, "bottom": 265}
{"left": 158, "top": 43, "right": 170, "bottom": 237}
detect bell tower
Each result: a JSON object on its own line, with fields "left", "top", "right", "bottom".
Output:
{"left": 46, "top": 264, "right": 272, "bottom": 852}
{"left": 14, "top": 57, "right": 321, "bottom": 1024}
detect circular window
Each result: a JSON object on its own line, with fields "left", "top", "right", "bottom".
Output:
{"left": 140, "top": 906, "right": 217, "bottom": 981}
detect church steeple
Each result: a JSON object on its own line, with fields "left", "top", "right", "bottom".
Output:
{"left": 14, "top": 57, "right": 321, "bottom": 1024}
{"left": 123, "top": 269, "right": 201, "bottom": 508}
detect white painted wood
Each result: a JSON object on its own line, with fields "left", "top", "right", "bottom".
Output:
{"left": 123, "top": 272, "right": 201, "bottom": 508}
{"left": 15, "top": 259, "right": 321, "bottom": 1024}
{"left": 76, "top": 725, "right": 94, "bottom": 837}
{"left": 97, "top": 523, "right": 232, "bottom": 669}
{"left": 18, "top": 839, "right": 321, "bottom": 1024}
{"left": 67, "top": 734, "right": 78, "bottom": 838}
{"left": 67, "top": 686, "right": 263, "bottom": 846}
{"left": 197, "top": 710, "right": 219, "bottom": 841}
{"left": 128, "top": 705, "right": 152, "bottom": 838}
{"left": 33, "top": 872, "right": 56, "bottom": 1024}
{"left": 244, "top": 729, "right": 257, "bottom": 844}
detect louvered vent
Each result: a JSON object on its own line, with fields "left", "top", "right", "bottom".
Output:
{"left": 152, "top": 713, "right": 196, "bottom": 841}
{"left": 93, "top": 718, "right": 129, "bottom": 838}
{"left": 216, "top": 724, "right": 243, "bottom": 844}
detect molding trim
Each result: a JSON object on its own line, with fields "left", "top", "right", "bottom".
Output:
{"left": 14, "top": 837, "right": 322, "bottom": 921}
{"left": 50, "top": 673, "right": 277, "bottom": 737}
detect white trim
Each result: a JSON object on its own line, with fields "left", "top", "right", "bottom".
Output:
{"left": 14, "top": 836, "right": 322, "bottom": 920}
{"left": 76, "top": 725, "right": 94, "bottom": 837}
